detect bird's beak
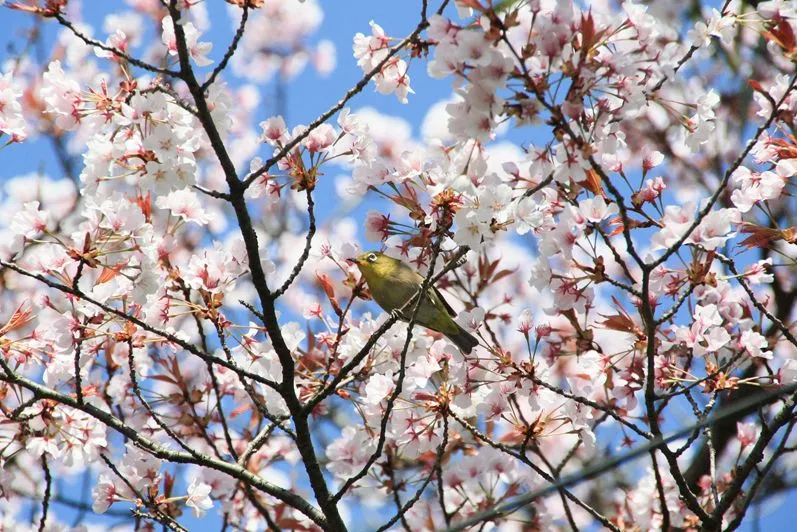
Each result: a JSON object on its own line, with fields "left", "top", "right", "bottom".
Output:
{"left": 345, "top": 257, "right": 358, "bottom": 266}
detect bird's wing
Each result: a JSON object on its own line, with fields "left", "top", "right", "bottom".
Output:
{"left": 408, "top": 267, "right": 457, "bottom": 317}
{"left": 430, "top": 286, "right": 457, "bottom": 317}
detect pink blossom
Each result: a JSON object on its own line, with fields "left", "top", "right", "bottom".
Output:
{"left": 9, "top": 202, "right": 51, "bottom": 252}
{"left": 186, "top": 478, "right": 214, "bottom": 518}
{"left": 517, "top": 309, "right": 534, "bottom": 336}
{"left": 156, "top": 189, "right": 212, "bottom": 225}
{"left": 579, "top": 195, "right": 619, "bottom": 224}
{"left": 312, "top": 40, "right": 337, "bottom": 76}
{"left": 453, "top": 207, "right": 492, "bottom": 250}
{"left": 40, "top": 61, "right": 82, "bottom": 131}
{"left": 363, "top": 371, "right": 394, "bottom": 405}
{"left": 161, "top": 16, "right": 213, "bottom": 67}
{"left": 739, "top": 329, "right": 772, "bottom": 359}
{"left": 456, "top": 307, "right": 485, "bottom": 332}
{"left": 353, "top": 20, "right": 390, "bottom": 71}
{"left": 514, "top": 193, "right": 551, "bottom": 235}
{"left": 745, "top": 259, "right": 774, "bottom": 284}
{"left": 730, "top": 166, "right": 785, "bottom": 212}
{"left": 184, "top": 244, "right": 246, "bottom": 294}
{"left": 687, "top": 9, "right": 736, "bottom": 48}
{"left": 780, "top": 359, "right": 797, "bottom": 384}
{"left": 94, "top": 29, "right": 131, "bottom": 62}
{"left": 0, "top": 71, "right": 26, "bottom": 142}
{"left": 302, "top": 123, "right": 337, "bottom": 153}
{"left": 259, "top": 115, "right": 288, "bottom": 145}
{"left": 326, "top": 426, "right": 376, "bottom": 478}
{"left": 642, "top": 150, "right": 664, "bottom": 172}
{"left": 650, "top": 202, "right": 697, "bottom": 251}
{"left": 374, "top": 58, "right": 414, "bottom": 104}
{"left": 736, "top": 422, "right": 760, "bottom": 449}
{"left": 670, "top": 304, "right": 732, "bottom": 357}
{"left": 636, "top": 177, "right": 666, "bottom": 204}
{"left": 91, "top": 475, "right": 118, "bottom": 514}
{"left": 364, "top": 210, "right": 390, "bottom": 242}
{"left": 686, "top": 208, "right": 740, "bottom": 251}
{"left": 230, "top": 0, "right": 325, "bottom": 82}
{"left": 407, "top": 351, "right": 441, "bottom": 388}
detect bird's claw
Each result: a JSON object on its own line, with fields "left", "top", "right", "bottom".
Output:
{"left": 390, "top": 309, "right": 406, "bottom": 321}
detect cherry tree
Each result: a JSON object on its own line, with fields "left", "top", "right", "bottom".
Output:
{"left": 1, "top": 0, "right": 797, "bottom": 530}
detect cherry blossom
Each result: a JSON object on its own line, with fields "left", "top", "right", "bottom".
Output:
{"left": 736, "top": 422, "right": 761, "bottom": 449}
{"left": 230, "top": 0, "right": 330, "bottom": 82}
{"left": 0, "top": 70, "right": 26, "bottom": 142}
{"left": 40, "top": 61, "right": 83, "bottom": 131}
{"left": 161, "top": 16, "right": 213, "bottom": 67}
{"left": 155, "top": 188, "right": 212, "bottom": 225}
{"left": 186, "top": 477, "right": 214, "bottom": 518}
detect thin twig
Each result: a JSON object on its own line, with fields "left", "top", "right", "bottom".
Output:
{"left": 202, "top": 4, "right": 249, "bottom": 92}
{"left": 127, "top": 339, "right": 201, "bottom": 458}
{"left": 444, "top": 382, "right": 797, "bottom": 531}
{"left": 54, "top": 13, "right": 178, "bottom": 77}
{"left": 303, "top": 246, "right": 470, "bottom": 414}
{"left": 271, "top": 188, "right": 316, "bottom": 299}
{"left": 333, "top": 239, "right": 445, "bottom": 501}
{"left": 242, "top": 0, "right": 452, "bottom": 189}
{"left": 38, "top": 455, "right": 51, "bottom": 532}
{"left": 648, "top": 72, "right": 797, "bottom": 270}
{"left": 450, "top": 411, "right": 618, "bottom": 532}
{"left": 377, "top": 406, "right": 451, "bottom": 532}
{"left": 528, "top": 374, "right": 650, "bottom": 439}
{"left": 724, "top": 419, "right": 797, "bottom": 531}
{"left": 100, "top": 454, "right": 186, "bottom": 532}
{"left": 0, "top": 353, "right": 328, "bottom": 527}
{"left": 649, "top": 451, "right": 670, "bottom": 532}
{"left": 0, "top": 260, "right": 282, "bottom": 392}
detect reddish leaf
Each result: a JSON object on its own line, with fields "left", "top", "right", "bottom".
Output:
{"left": 316, "top": 273, "right": 342, "bottom": 316}
{"left": 96, "top": 261, "right": 129, "bottom": 285}
{"left": 599, "top": 313, "right": 638, "bottom": 334}
{"left": 748, "top": 79, "right": 767, "bottom": 94}
{"left": 763, "top": 16, "right": 797, "bottom": 55}
{"left": 149, "top": 374, "right": 177, "bottom": 385}
{"left": 7, "top": 0, "right": 67, "bottom": 17}
{"left": 737, "top": 224, "right": 795, "bottom": 250}
{"left": 491, "top": 269, "right": 515, "bottom": 283}
{"left": 607, "top": 216, "right": 625, "bottom": 236}
{"left": 598, "top": 296, "right": 641, "bottom": 335}
{"left": 225, "top": 0, "right": 265, "bottom": 7}
{"left": 0, "top": 302, "right": 34, "bottom": 336}
{"left": 458, "top": 0, "right": 484, "bottom": 10}
{"left": 230, "top": 403, "right": 251, "bottom": 418}
{"left": 580, "top": 169, "right": 606, "bottom": 197}
{"left": 163, "top": 471, "right": 175, "bottom": 497}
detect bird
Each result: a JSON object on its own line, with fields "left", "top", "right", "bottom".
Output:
{"left": 350, "top": 251, "right": 479, "bottom": 354}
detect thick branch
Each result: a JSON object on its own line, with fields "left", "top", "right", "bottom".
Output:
{"left": 0, "top": 356, "right": 328, "bottom": 527}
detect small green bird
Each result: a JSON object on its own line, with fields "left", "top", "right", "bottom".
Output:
{"left": 351, "top": 251, "right": 479, "bottom": 354}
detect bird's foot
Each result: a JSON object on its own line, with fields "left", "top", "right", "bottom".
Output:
{"left": 390, "top": 309, "right": 406, "bottom": 321}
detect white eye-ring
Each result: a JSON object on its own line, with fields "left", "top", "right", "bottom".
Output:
{"left": 367, "top": 253, "right": 377, "bottom": 262}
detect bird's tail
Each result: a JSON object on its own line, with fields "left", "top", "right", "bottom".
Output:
{"left": 447, "top": 325, "right": 479, "bottom": 354}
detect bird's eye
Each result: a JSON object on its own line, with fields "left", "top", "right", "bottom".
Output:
{"left": 367, "top": 253, "right": 377, "bottom": 262}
